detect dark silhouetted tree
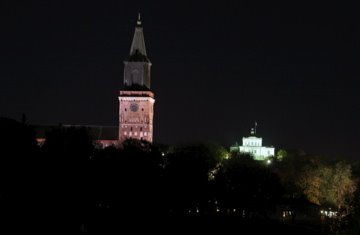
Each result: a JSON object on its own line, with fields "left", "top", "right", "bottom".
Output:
{"left": 90, "top": 139, "right": 164, "bottom": 219}
{"left": 39, "top": 125, "right": 94, "bottom": 231}
{"left": 0, "top": 117, "right": 39, "bottom": 230}
{"left": 163, "top": 143, "right": 225, "bottom": 215}
{"left": 214, "top": 152, "right": 284, "bottom": 217}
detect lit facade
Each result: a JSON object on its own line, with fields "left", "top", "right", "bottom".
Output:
{"left": 230, "top": 129, "right": 275, "bottom": 160}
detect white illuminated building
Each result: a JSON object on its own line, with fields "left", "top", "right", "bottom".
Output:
{"left": 230, "top": 125, "right": 275, "bottom": 161}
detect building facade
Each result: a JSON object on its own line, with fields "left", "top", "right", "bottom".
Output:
{"left": 118, "top": 15, "right": 155, "bottom": 143}
{"left": 230, "top": 128, "right": 275, "bottom": 161}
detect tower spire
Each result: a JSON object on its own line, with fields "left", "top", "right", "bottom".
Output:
{"left": 129, "top": 13, "right": 147, "bottom": 59}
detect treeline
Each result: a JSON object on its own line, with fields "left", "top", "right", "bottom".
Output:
{"left": 1, "top": 117, "right": 360, "bottom": 234}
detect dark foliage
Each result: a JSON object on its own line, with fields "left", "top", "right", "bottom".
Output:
{"left": 214, "top": 153, "right": 284, "bottom": 217}
{"left": 0, "top": 118, "right": 40, "bottom": 232}
{"left": 163, "top": 143, "right": 223, "bottom": 215}
{"left": 2, "top": 117, "right": 359, "bottom": 234}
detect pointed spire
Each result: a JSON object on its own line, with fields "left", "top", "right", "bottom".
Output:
{"left": 137, "top": 13, "right": 141, "bottom": 26}
{"left": 129, "top": 13, "right": 148, "bottom": 60}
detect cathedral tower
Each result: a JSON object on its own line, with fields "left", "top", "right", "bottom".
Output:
{"left": 119, "top": 15, "right": 155, "bottom": 143}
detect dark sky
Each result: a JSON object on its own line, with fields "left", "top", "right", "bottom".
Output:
{"left": 1, "top": 1, "right": 360, "bottom": 158}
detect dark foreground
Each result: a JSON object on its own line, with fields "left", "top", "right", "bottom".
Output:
{"left": 87, "top": 217, "right": 321, "bottom": 235}
{"left": 0, "top": 212, "right": 325, "bottom": 234}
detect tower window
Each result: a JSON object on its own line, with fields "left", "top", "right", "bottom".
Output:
{"left": 142, "top": 108, "right": 144, "bottom": 111}
{"left": 130, "top": 127, "right": 133, "bottom": 131}
{"left": 125, "top": 108, "right": 127, "bottom": 111}
{"left": 140, "top": 127, "right": 143, "bottom": 131}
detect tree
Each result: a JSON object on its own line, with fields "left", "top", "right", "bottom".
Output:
{"left": 42, "top": 125, "right": 94, "bottom": 162}
{"left": 39, "top": 125, "right": 95, "bottom": 230}
{"left": 0, "top": 117, "right": 39, "bottom": 231}
{"left": 214, "top": 152, "right": 284, "bottom": 216}
{"left": 297, "top": 160, "right": 356, "bottom": 215}
{"left": 164, "top": 143, "right": 225, "bottom": 215}
{"left": 296, "top": 160, "right": 324, "bottom": 205}
{"left": 271, "top": 149, "right": 312, "bottom": 198}
{"left": 328, "top": 162, "right": 356, "bottom": 214}
{"left": 276, "top": 149, "right": 288, "bottom": 161}
{"left": 91, "top": 139, "right": 165, "bottom": 217}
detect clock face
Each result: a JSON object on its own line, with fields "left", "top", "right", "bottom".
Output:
{"left": 130, "top": 102, "right": 139, "bottom": 112}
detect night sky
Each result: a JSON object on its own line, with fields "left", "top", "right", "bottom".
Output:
{"left": 1, "top": 1, "right": 360, "bottom": 158}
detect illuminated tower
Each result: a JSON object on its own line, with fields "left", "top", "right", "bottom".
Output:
{"left": 118, "top": 14, "right": 155, "bottom": 143}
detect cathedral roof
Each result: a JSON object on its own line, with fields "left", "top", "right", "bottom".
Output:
{"left": 129, "top": 14, "right": 149, "bottom": 62}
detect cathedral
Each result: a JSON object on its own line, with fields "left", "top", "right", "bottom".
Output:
{"left": 118, "top": 14, "right": 155, "bottom": 143}
{"left": 35, "top": 15, "right": 155, "bottom": 146}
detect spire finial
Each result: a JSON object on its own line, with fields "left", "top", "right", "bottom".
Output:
{"left": 137, "top": 13, "right": 141, "bottom": 26}
{"left": 129, "top": 13, "right": 148, "bottom": 58}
